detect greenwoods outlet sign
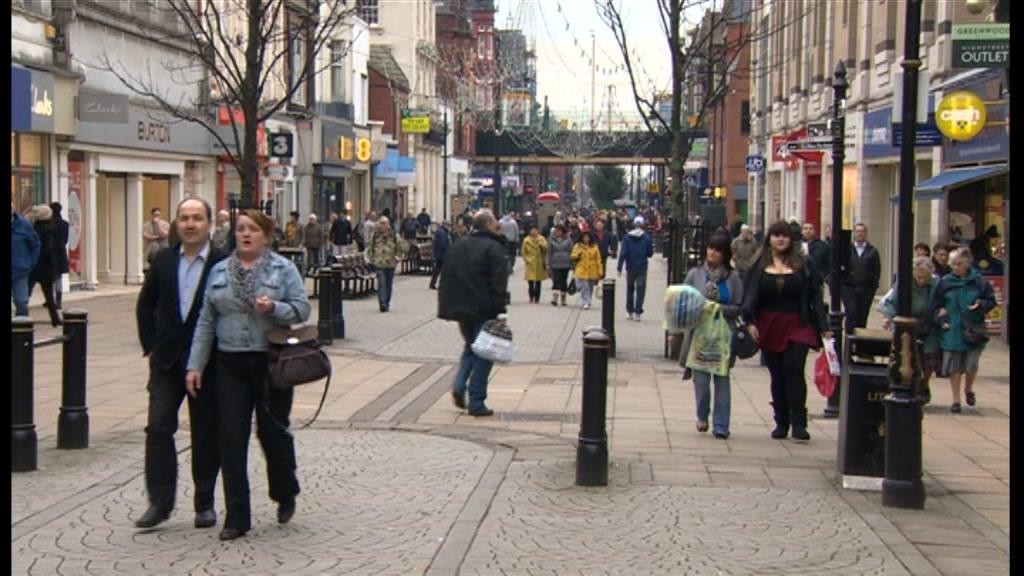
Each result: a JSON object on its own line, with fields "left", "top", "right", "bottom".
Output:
{"left": 952, "top": 24, "right": 1009, "bottom": 68}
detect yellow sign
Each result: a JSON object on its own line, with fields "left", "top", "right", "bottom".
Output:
{"left": 338, "top": 136, "right": 353, "bottom": 161}
{"left": 356, "top": 137, "right": 372, "bottom": 162}
{"left": 936, "top": 91, "right": 986, "bottom": 141}
{"left": 648, "top": 183, "right": 659, "bottom": 194}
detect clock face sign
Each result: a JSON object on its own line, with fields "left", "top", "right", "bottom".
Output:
{"left": 936, "top": 91, "right": 986, "bottom": 141}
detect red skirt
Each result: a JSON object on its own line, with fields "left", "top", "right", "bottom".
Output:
{"left": 756, "top": 311, "right": 820, "bottom": 353}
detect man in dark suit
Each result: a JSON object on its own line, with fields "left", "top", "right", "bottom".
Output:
{"left": 842, "top": 222, "right": 881, "bottom": 333}
{"left": 135, "top": 197, "right": 227, "bottom": 529}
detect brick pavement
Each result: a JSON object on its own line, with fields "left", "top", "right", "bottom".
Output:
{"left": 10, "top": 255, "right": 1009, "bottom": 574}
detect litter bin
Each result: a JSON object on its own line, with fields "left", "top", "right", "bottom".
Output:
{"left": 837, "top": 329, "right": 891, "bottom": 485}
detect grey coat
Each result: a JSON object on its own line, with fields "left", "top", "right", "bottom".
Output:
{"left": 546, "top": 236, "right": 574, "bottom": 270}
{"left": 678, "top": 264, "right": 745, "bottom": 372}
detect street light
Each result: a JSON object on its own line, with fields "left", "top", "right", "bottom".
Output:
{"left": 824, "top": 61, "right": 848, "bottom": 419}
{"left": 882, "top": 0, "right": 925, "bottom": 510}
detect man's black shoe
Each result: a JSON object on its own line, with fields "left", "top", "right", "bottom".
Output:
{"left": 429, "top": 284, "right": 437, "bottom": 290}
{"left": 218, "top": 528, "right": 247, "bottom": 541}
{"left": 770, "top": 425, "right": 789, "bottom": 439}
{"left": 452, "top": 389, "right": 466, "bottom": 409}
{"left": 468, "top": 407, "right": 494, "bottom": 417}
{"left": 134, "top": 506, "right": 171, "bottom": 529}
{"left": 195, "top": 509, "right": 217, "bottom": 528}
{"left": 791, "top": 427, "right": 811, "bottom": 442}
{"left": 277, "top": 499, "right": 296, "bottom": 524}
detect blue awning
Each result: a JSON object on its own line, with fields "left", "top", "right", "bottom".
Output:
{"left": 914, "top": 165, "right": 1008, "bottom": 200}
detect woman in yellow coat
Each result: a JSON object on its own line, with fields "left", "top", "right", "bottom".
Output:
{"left": 521, "top": 225, "right": 549, "bottom": 303}
{"left": 571, "top": 231, "right": 604, "bottom": 309}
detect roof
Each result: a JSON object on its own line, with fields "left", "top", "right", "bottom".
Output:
{"left": 368, "top": 45, "right": 410, "bottom": 93}
{"left": 915, "top": 165, "right": 1008, "bottom": 200}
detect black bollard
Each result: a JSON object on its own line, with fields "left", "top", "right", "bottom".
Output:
{"left": 601, "top": 279, "right": 616, "bottom": 358}
{"left": 317, "top": 268, "right": 334, "bottom": 345}
{"left": 330, "top": 263, "right": 345, "bottom": 339}
{"left": 58, "top": 309, "right": 89, "bottom": 449}
{"left": 576, "top": 327, "right": 610, "bottom": 487}
{"left": 882, "top": 317, "right": 925, "bottom": 509}
{"left": 12, "top": 317, "right": 37, "bottom": 472}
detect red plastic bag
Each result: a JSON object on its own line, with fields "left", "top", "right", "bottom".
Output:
{"left": 814, "top": 352, "right": 837, "bottom": 398}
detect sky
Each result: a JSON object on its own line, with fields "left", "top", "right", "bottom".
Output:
{"left": 494, "top": 0, "right": 709, "bottom": 126}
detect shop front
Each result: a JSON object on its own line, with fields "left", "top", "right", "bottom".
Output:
{"left": 74, "top": 95, "right": 215, "bottom": 286}
{"left": 315, "top": 117, "right": 356, "bottom": 221}
{"left": 11, "top": 65, "right": 67, "bottom": 214}
{"left": 213, "top": 106, "right": 269, "bottom": 213}
{"left": 372, "top": 146, "right": 400, "bottom": 217}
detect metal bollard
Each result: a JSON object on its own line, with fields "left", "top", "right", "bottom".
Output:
{"left": 576, "top": 327, "right": 610, "bottom": 487}
{"left": 330, "top": 263, "right": 345, "bottom": 339}
{"left": 882, "top": 316, "right": 925, "bottom": 509}
{"left": 601, "top": 279, "right": 616, "bottom": 358}
{"left": 12, "top": 317, "right": 37, "bottom": 472}
{"left": 58, "top": 309, "right": 89, "bottom": 449}
{"left": 317, "top": 268, "right": 334, "bottom": 345}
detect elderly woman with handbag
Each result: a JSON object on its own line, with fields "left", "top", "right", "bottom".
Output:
{"left": 931, "top": 247, "right": 996, "bottom": 413}
{"left": 878, "top": 257, "right": 941, "bottom": 405}
{"left": 185, "top": 210, "right": 311, "bottom": 541}
{"left": 673, "top": 233, "right": 744, "bottom": 439}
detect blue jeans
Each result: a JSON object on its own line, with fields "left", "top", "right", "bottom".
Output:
{"left": 454, "top": 320, "right": 494, "bottom": 412}
{"left": 12, "top": 273, "right": 29, "bottom": 316}
{"left": 693, "top": 369, "right": 731, "bottom": 435}
{"left": 625, "top": 269, "right": 647, "bottom": 315}
{"left": 377, "top": 267, "right": 395, "bottom": 308}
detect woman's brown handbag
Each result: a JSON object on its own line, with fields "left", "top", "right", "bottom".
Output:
{"left": 266, "top": 326, "right": 332, "bottom": 428}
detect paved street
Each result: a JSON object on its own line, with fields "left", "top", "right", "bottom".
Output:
{"left": 12, "top": 255, "right": 1009, "bottom": 575}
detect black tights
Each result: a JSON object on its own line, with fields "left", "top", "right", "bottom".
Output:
{"left": 527, "top": 281, "right": 542, "bottom": 302}
{"left": 763, "top": 343, "right": 810, "bottom": 428}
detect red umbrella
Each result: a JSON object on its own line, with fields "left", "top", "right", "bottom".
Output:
{"left": 537, "top": 192, "right": 560, "bottom": 202}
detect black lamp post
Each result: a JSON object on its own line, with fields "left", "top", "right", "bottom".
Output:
{"left": 882, "top": 0, "right": 925, "bottom": 510}
{"left": 824, "top": 61, "right": 848, "bottom": 419}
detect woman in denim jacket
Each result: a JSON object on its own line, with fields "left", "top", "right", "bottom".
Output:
{"left": 186, "top": 210, "right": 311, "bottom": 541}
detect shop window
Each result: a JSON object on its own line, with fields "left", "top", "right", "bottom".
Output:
{"left": 11, "top": 133, "right": 48, "bottom": 215}
{"left": 331, "top": 40, "right": 346, "bottom": 103}
{"left": 357, "top": 0, "right": 378, "bottom": 25}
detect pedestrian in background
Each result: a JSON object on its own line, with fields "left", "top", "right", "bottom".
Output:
{"left": 521, "top": 225, "right": 548, "bottom": 304}
{"left": 49, "top": 202, "right": 70, "bottom": 309}
{"left": 571, "top": 231, "right": 603, "bottom": 309}
{"left": 11, "top": 202, "right": 40, "bottom": 317}
{"left": 284, "top": 212, "right": 301, "bottom": 248}
{"left": 676, "top": 233, "right": 744, "bottom": 439}
{"left": 360, "top": 211, "right": 377, "bottom": 252}
{"left": 185, "top": 209, "right": 310, "bottom": 541}
{"left": 914, "top": 243, "right": 931, "bottom": 258}
{"left": 802, "top": 223, "right": 831, "bottom": 286}
{"left": 932, "top": 243, "right": 952, "bottom": 277}
{"left": 135, "top": 197, "right": 225, "bottom": 531}
{"left": 842, "top": 223, "right": 881, "bottom": 333}
{"left": 212, "top": 210, "right": 231, "bottom": 251}
{"left": 730, "top": 225, "right": 758, "bottom": 278}
{"left": 499, "top": 211, "right": 520, "bottom": 273}
{"left": 593, "top": 220, "right": 613, "bottom": 277}
{"left": 617, "top": 216, "right": 654, "bottom": 321}
{"left": 451, "top": 218, "right": 469, "bottom": 243}
{"left": 546, "top": 224, "right": 574, "bottom": 307}
{"left": 741, "top": 221, "right": 829, "bottom": 442}
{"left": 330, "top": 210, "right": 354, "bottom": 257}
{"left": 438, "top": 210, "right": 509, "bottom": 417}
{"left": 303, "top": 214, "right": 323, "bottom": 271}
{"left": 429, "top": 221, "right": 451, "bottom": 290}
{"left": 28, "top": 204, "right": 62, "bottom": 326}
{"left": 878, "top": 257, "right": 940, "bottom": 405}
{"left": 367, "top": 216, "right": 400, "bottom": 312}
{"left": 143, "top": 207, "right": 171, "bottom": 267}
{"left": 933, "top": 248, "right": 995, "bottom": 413}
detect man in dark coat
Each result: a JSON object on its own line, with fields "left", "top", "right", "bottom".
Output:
{"left": 802, "top": 222, "right": 831, "bottom": 286}
{"left": 134, "top": 197, "right": 227, "bottom": 530}
{"left": 429, "top": 221, "right": 451, "bottom": 290}
{"left": 49, "top": 202, "right": 70, "bottom": 309}
{"left": 438, "top": 210, "right": 509, "bottom": 416}
{"left": 842, "top": 222, "right": 881, "bottom": 333}
{"left": 329, "top": 210, "right": 353, "bottom": 257}
{"left": 11, "top": 204, "right": 40, "bottom": 317}
{"left": 417, "top": 208, "right": 431, "bottom": 234}
{"left": 28, "top": 204, "right": 63, "bottom": 326}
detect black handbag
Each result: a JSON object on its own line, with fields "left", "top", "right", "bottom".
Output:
{"left": 962, "top": 322, "right": 990, "bottom": 345}
{"left": 567, "top": 275, "right": 577, "bottom": 295}
{"left": 731, "top": 318, "right": 759, "bottom": 360}
{"left": 266, "top": 326, "right": 332, "bottom": 428}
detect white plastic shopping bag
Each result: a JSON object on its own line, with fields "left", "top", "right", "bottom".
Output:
{"left": 823, "top": 336, "right": 841, "bottom": 377}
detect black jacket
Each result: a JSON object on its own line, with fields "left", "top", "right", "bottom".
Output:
{"left": 844, "top": 242, "right": 881, "bottom": 295}
{"left": 51, "top": 215, "right": 70, "bottom": 274}
{"left": 30, "top": 220, "right": 61, "bottom": 282}
{"left": 137, "top": 243, "right": 228, "bottom": 373}
{"left": 330, "top": 218, "right": 353, "bottom": 246}
{"left": 807, "top": 238, "right": 830, "bottom": 282}
{"left": 438, "top": 229, "right": 509, "bottom": 324}
{"left": 740, "top": 255, "right": 829, "bottom": 336}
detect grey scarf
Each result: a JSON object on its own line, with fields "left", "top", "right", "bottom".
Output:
{"left": 228, "top": 251, "right": 273, "bottom": 310}
{"left": 705, "top": 265, "right": 724, "bottom": 303}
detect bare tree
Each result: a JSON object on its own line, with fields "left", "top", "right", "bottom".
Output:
{"left": 96, "top": 0, "right": 354, "bottom": 208}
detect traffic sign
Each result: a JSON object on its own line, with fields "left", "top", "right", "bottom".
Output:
{"left": 786, "top": 139, "right": 832, "bottom": 151}
{"left": 744, "top": 155, "right": 765, "bottom": 174}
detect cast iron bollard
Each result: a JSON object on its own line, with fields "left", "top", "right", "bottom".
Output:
{"left": 882, "top": 317, "right": 925, "bottom": 509}
{"left": 576, "top": 327, "right": 610, "bottom": 487}
{"left": 601, "top": 279, "right": 616, "bottom": 358}
{"left": 317, "top": 267, "right": 334, "bottom": 345}
{"left": 330, "top": 263, "right": 345, "bottom": 339}
{"left": 12, "top": 317, "right": 37, "bottom": 472}
{"left": 57, "top": 309, "right": 89, "bottom": 449}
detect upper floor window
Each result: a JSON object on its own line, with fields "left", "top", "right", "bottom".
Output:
{"left": 357, "top": 0, "right": 379, "bottom": 25}
{"left": 330, "top": 41, "right": 346, "bottom": 102}
{"left": 14, "top": 0, "right": 52, "bottom": 18}
{"left": 286, "top": 12, "right": 308, "bottom": 107}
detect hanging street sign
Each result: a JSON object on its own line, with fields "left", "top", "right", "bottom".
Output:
{"left": 744, "top": 155, "right": 765, "bottom": 173}
{"left": 401, "top": 109, "right": 430, "bottom": 133}
{"left": 952, "top": 23, "right": 1009, "bottom": 69}
{"left": 935, "top": 91, "right": 987, "bottom": 141}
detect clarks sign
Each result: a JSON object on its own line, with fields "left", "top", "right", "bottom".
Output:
{"left": 78, "top": 91, "right": 129, "bottom": 123}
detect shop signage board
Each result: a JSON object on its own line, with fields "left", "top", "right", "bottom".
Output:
{"left": 67, "top": 161, "right": 84, "bottom": 274}
{"left": 952, "top": 24, "right": 1009, "bottom": 69}
{"left": 744, "top": 155, "right": 765, "bottom": 174}
{"left": 269, "top": 132, "right": 293, "bottom": 158}
{"left": 935, "top": 91, "right": 987, "bottom": 141}
{"left": 11, "top": 66, "right": 31, "bottom": 132}
{"left": 78, "top": 91, "right": 129, "bottom": 123}
{"left": 29, "top": 69, "right": 55, "bottom": 133}
{"left": 891, "top": 119, "right": 944, "bottom": 147}
{"left": 401, "top": 109, "right": 430, "bottom": 133}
